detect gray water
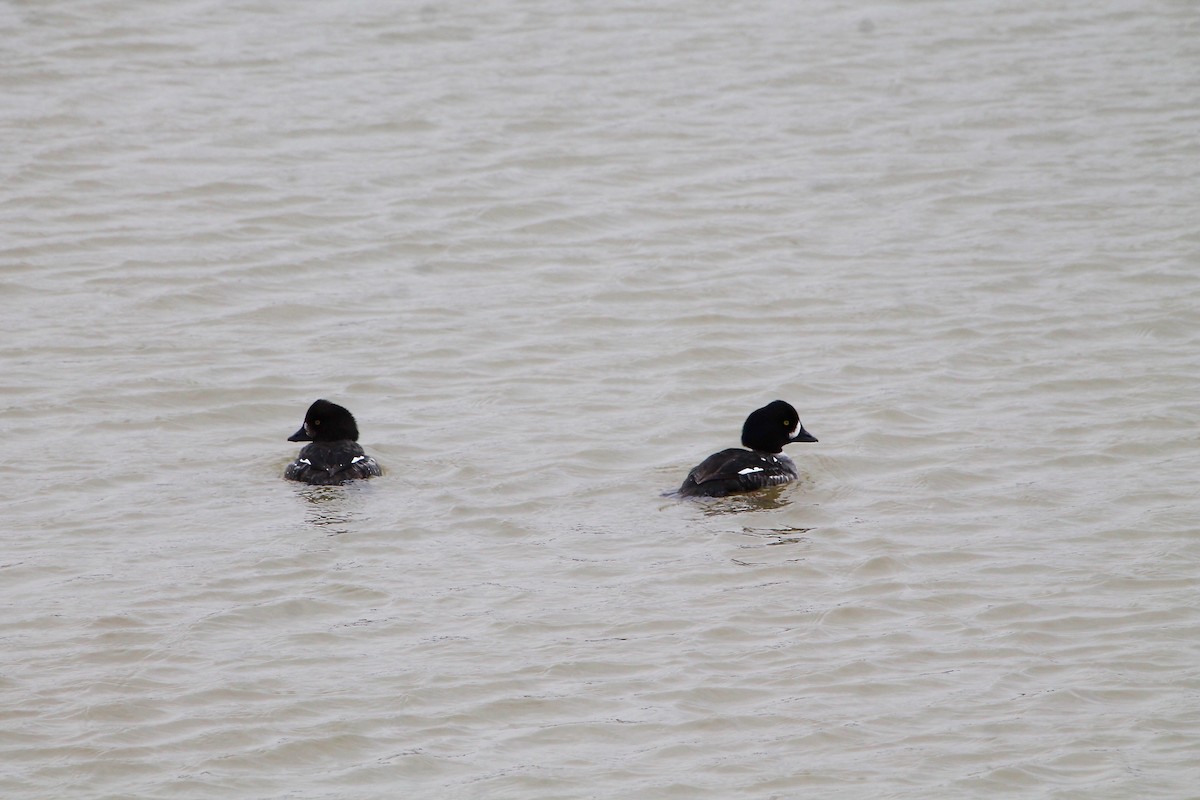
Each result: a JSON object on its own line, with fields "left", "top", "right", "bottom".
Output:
{"left": 3, "top": 1, "right": 1199, "bottom": 797}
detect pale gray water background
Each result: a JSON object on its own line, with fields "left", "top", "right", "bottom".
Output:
{"left": 2, "top": 0, "right": 1199, "bottom": 797}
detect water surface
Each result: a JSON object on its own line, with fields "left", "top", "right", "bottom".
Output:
{"left": 2, "top": 1, "right": 1199, "bottom": 797}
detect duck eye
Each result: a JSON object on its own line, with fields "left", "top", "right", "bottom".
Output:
{"left": 783, "top": 420, "right": 791, "bottom": 427}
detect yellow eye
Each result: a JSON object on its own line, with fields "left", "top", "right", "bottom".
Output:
{"left": 783, "top": 420, "right": 791, "bottom": 427}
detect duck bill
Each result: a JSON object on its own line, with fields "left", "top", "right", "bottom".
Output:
{"left": 791, "top": 427, "right": 818, "bottom": 443}
{"left": 287, "top": 426, "right": 312, "bottom": 443}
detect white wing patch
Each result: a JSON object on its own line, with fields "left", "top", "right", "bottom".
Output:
{"left": 351, "top": 456, "right": 365, "bottom": 464}
{"left": 299, "top": 458, "right": 312, "bottom": 466}
{"left": 738, "top": 466, "right": 765, "bottom": 475}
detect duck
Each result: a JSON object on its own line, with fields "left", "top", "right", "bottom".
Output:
{"left": 284, "top": 399, "right": 382, "bottom": 485}
{"left": 678, "top": 400, "right": 817, "bottom": 497}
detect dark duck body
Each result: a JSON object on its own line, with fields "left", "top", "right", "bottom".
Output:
{"left": 284, "top": 399, "right": 382, "bottom": 485}
{"left": 678, "top": 400, "right": 817, "bottom": 498}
